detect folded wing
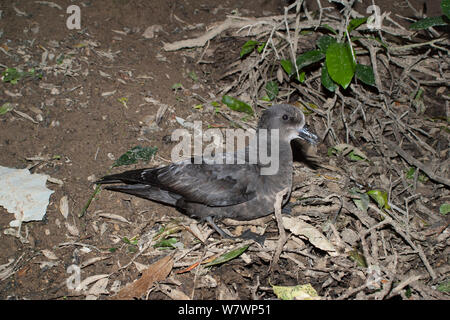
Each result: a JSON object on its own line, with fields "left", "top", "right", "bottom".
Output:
{"left": 96, "top": 159, "right": 260, "bottom": 207}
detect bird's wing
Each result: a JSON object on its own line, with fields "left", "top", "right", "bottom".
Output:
{"left": 149, "top": 160, "right": 260, "bottom": 206}
{"left": 97, "top": 158, "right": 260, "bottom": 206}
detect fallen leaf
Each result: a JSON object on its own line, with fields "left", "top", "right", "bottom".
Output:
{"left": 98, "top": 213, "right": 131, "bottom": 224}
{"left": 159, "top": 284, "right": 191, "bottom": 300}
{"left": 272, "top": 283, "right": 319, "bottom": 300}
{"left": 142, "top": 25, "right": 163, "bottom": 39}
{"left": 203, "top": 245, "right": 250, "bottom": 267}
{"left": 80, "top": 256, "right": 109, "bottom": 269}
{"left": 133, "top": 261, "right": 148, "bottom": 273}
{"left": 75, "top": 274, "right": 109, "bottom": 291}
{"left": 87, "top": 277, "right": 109, "bottom": 296}
{"left": 59, "top": 195, "right": 69, "bottom": 219}
{"left": 65, "top": 222, "right": 80, "bottom": 237}
{"left": 13, "top": 110, "right": 38, "bottom": 124}
{"left": 283, "top": 217, "right": 338, "bottom": 256}
{"left": 41, "top": 249, "right": 58, "bottom": 260}
{"left": 367, "top": 189, "right": 390, "bottom": 209}
{"left": 114, "top": 254, "right": 173, "bottom": 299}
{"left": 333, "top": 143, "right": 367, "bottom": 160}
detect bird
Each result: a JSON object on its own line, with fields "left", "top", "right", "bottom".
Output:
{"left": 96, "top": 104, "right": 319, "bottom": 241}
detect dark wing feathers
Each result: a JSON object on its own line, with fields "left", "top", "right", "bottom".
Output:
{"left": 97, "top": 161, "right": 260, "bottom": 207}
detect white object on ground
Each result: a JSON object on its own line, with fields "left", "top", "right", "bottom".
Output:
{"left": 0, "top": 166, "right": 54, "bottom": 227}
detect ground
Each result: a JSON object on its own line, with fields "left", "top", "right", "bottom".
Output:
{"left": 0, "top": 0, "right": 448, "bottom": 300}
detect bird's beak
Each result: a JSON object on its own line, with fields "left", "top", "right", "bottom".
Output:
{"left": 298, "top": 126, "right": 319, "bottom": 145}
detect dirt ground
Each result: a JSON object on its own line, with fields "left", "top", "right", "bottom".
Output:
{"left": 0, "top": 0, "right": 448, "bottom": 300}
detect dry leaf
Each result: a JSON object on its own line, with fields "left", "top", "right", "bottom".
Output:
{"left": 65, "top": 222, "right": 80, "bottom": 237}
{"left": 98, "top": 213, "right": 131, "bottom": 224}
{"left": 142, "top": 25, "right": 163, "bottom": 39}
{"left": 59, "top": 195, "right": 69, "bottom": 219}
{"left": 272, "top": 283, "right": 320, "bottom": 300}
{"left": 114, "top": 254, "right": 173, "bottom": 300}
{"left": 133, "top": 261, "right": 148, "bottom": 273}
{"left": 87, "top": 277, "right": 109, "bottom": 296}
{"left": 333, "top": 143, "right": 367, "bottom": 159}
{"left": 283, "top": 216, "right": 338, "bottom": 256}
{"left": 80, "top": 256, "right": 109, "bottom": 269}
{"left": 217, "top": 283, "right": 239, "bottom": 300}
{"left": 13, "top": 110, "right": 38, "bottom": 123}
{"left": 75, "top": 274, "right": 109, "bottom": 291}
{"left": 188, "top": 222, "right": 207, "bottom": 243}
{"left": 159, "top": 284, "right": 190, "bottom": 300}
{"left": 41, "top": 249, "right": 58, "bottom": 260}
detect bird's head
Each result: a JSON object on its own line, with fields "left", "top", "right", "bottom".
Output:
{"left": 257, "top": 104, "right": 319, "bottom": 145}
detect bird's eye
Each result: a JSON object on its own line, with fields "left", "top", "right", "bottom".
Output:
{"left": 282, "top": 114, "right": 289, "bottom": 121}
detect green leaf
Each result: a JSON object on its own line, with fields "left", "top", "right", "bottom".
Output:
{"left": 0, "top": 102, "right": 14, "bottom": 115}
{"left": 409, "top": 16, "right": 448, "bottom": 30}
{"left": 204, "top": 245, "right": 250, "bottom": 267}
{"left": 2, "top": 68, "right": 22, "bottom": 84}
{"left": 333, "top": 143, "right": 367, "bottom": 160}
{"left": 405, "top": 167, "right": 428, "bottom": 182}
{"left": 348, "top": 150, "right": 365, "bottom": 161}
{"left": 272, "top": 283, "right": 319, "bottom": 300}
{"left": 367, "top": 190, "right": 390, "bottom": 210}
{"left": 348, "top": 17, "right": 368, "bottom": 33}
{"left": 56, "top": 54, "right": 65, "bottom": 64}
{"left": 442, "top": 0, "right": 450, "bottom": 19}
{"left": 321, "top": 64, "right": 338, "bottom": 92}
{"left": 320, "top": 24, "right": 338, "bottom": 35}
{"left": 437, "top": 279, "right": 450, "bottom": 292}
{"left": 317, "top": 35, "right": 337, "bottom": 53}
{"left": 257, "top": 42, "right": 266, "bottom": 53}
{"left": 327, "top": 147, "right": 335, "bottom": 157}
{"left": 221, "top": 95, "right": 254, "bottom": 115}
{"left": 348, "top": 249, "right": 367, "bottom": 268}
{"left": 406, "top": 167, "right": 416, "bottom": 179}
{"left": 280, "top": 59, "right": 294, "bottom": 76}
{"left": 153, "top": 237, "right": 178, "bottom": 249}
{"left": 240, "top": 40, "right": 259, "bottom": 58}
{"left": 355, "top": 64, "right": 376, "bottom": 87}
{"left": 188, "top": 71, "right": 198, "bottom": 82}
{"left": 440, "top": 203, "right": 450, "bottom": 215}
{"left": 295, "top": 50, "right": 325, "bottom": 71}
{"left": 297, "top": 71, "right": 306, "bottom": 83}
{"left": 112, "top": 146, "right": 158, "bottom": 167}
{"left": 326, "top": 42, "right": 355, "bottom": 89}
{"left": 265, "top": 81, "right": 279, "bottom": 101}
{"left": 171, "top": 82, "right": 183, "bottom": 90}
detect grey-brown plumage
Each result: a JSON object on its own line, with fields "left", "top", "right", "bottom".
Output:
{"left": 96, "top": 104, "right": 318, "bottom": 239}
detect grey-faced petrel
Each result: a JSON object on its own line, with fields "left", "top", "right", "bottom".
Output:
{"left": 96, "top": 104, "right": 319, "bottom": 240}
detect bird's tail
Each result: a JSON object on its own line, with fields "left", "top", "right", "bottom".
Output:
{"left": 95, "top": 168, "right": 155, "bottom": 185}
{"left": 101, "top": 183, "right": 180, "bottom": 206}
{"left": 95, "top": 168, "right": 179, "bottom": 206}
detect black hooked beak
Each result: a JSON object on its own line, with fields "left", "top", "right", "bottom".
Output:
{"left": 298, "top": 126, "right": 319, "bottom": 145}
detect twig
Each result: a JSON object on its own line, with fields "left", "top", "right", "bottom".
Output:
{"left": 388, "top": 38, "right": 447, "bottom": 52}
{"left": 368, "top": 204, "right": 437, "bottom": 280}
{"left": 387, "top": 274, "right": 423, "bottom": 298}
{"left": 269, "top": 187, "right": 290, "bottom": 272}
{"left": 384, "top": 139, "right": 450, "bottom": 187}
